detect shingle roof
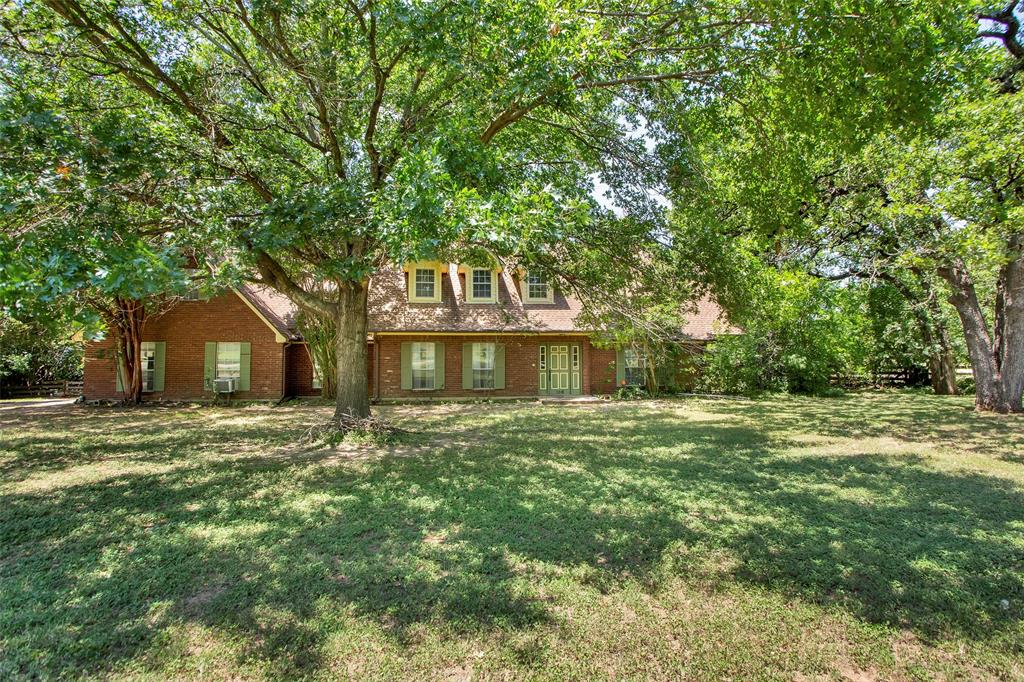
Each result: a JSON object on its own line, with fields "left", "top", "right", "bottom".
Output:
{"left": 240, "top": 265, "right": 734, "bottom": 341}
{"left": 680, "top": 296, "right": 736, "bottom": 340}
{"left": 237, "top": 284, "right": 302, "bottom": 339}
{"left": 367, "top": 266, "right": 586, "bottom": 333}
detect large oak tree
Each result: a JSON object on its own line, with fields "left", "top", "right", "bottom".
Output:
{"left": 2, "top": 0, "right": 980, "bottom": 417}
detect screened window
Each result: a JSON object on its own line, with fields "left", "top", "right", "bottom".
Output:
{"left": 141, "top": 342, "right": 156, "bottom": 392}
{"left": 217, "top": 342, "right": 242, "bottom": 379}
{"left": 411, "top": 342, "right": 435, "bottom": 390}
{"left": 472, "top": 343, "right": 495, "bottom": 389}
{"left": 414, "top": 268, "right": 436, "bottom": 300}
{"left": 525, "top": 272, "right": 551, "bottom": 302}
{"left": 471, "top": 269, "right": 493, "bottom": 301}
{"left": 624, "top": 348, "right": 646, "bottom": 386}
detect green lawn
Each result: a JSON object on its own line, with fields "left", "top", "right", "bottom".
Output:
{"left": 1, "top": 394, "right": 1022, "bottom": 680}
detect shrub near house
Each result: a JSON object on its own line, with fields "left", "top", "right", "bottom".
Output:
{"left": 84, "top": 262, "right": 729, "bottom": 402}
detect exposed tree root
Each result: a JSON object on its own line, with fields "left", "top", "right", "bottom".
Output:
{"left": 299, "top": 414, "right": 402, "bottom": 446}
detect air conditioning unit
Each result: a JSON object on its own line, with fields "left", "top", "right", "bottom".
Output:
{"left": 214, "top": 377, "right": 236, "bottom": 394}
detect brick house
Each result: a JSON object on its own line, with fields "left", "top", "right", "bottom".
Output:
{"left": 83, "top": 262, "right": 729, "bottom": 402}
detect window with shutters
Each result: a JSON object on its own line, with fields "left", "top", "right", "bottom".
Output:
{"left": 141, "top": 342, "right": 157, "bottom": 392}
{"left": 411, "top": 342, "right": 435, "bottom": 390}
{"left": 217, "top": 342, "right": 242, "bottom": 379}
{"left": 472, "top": 343, "right": 495, "bottom": 389}
{"left": 624, "top": 348, "right": 646, "bottom": 386}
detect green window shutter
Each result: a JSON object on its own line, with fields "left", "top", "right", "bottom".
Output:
{"left": 462, "top": 343, "right": 473, "bottom": 389}
{"left": 153, "top": 342, "right": 166, "bottom": 392}
{"left": 615, "top": 349, "right": 625, "bottom": 386}
{"left": 238, "top": 342, "right": 252, "bottom": 391}
{"left": 494, "top": 344, "right": 506, "bottom": 389}
{"left": 115, "top": 355, "right": 124, "bottom": 392}
{"left": 204, "top": 342, "right": 217, "bottom": 391}
{"left": 434, "top": 342, "right": 445, "bottom": 389}
{"left": 400, "top": 342, "right": 412, "bottom": 390}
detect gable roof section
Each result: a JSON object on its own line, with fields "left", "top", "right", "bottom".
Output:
{"left": 238, "top": 265, "right": 734, "bottom": 340}
{"left": 235, "top": 285, "right": 301, "bottom": 341}
{"left": 680, "top": 296, "right": 737, "bottom": 340}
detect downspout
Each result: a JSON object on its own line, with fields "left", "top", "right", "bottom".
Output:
{"left": 281, "top": 341, "right": 290, "bottom": 400}
{"left": 372, "top": 333, "right": 380, "bottom": 402}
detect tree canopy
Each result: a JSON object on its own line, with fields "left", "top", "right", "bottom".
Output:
{"left": 1, "top": 0, "right": 1003, "bottom": 414}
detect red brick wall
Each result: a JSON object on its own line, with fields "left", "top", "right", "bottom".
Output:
{"left": 83, "top": 291, "right": 286, "bottom": 401}
{"left": 286, "top": 342, "right": 375, "bottom": 399}
{"left": 375, "top": 334, "right": 594, "bottom": 399}
{"left": 286, "top": 344, "right": 319, "bottom": 397}
{"left": 83, "top": 335, "right": 119, "bottom": 400}
{"left": 83, "top": 295, "right": 617, "bottom": 402}
{"left": 589, "top": 346, "right": 619, "bottom": 395}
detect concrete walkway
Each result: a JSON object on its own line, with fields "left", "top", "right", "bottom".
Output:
{"left": 0, "top": 397, "right": 77, "bottom": 414}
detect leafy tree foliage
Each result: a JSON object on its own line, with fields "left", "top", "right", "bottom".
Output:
{"left": 0, "top": 69, "right": 206, "bottom": 402}
{"left": 663, "top": 1, "right": 1024, "bottom": 411}
{"left": 0, "top": 0, "right": 980, "bottom": 419}
{"left": 0, "top": 314, "right": 82, "bottom": 393}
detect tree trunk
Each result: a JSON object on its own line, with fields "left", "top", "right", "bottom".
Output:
{"left": 937, "top": 259, "right": 1008, "bottom": 411}
{"left": 919, "top": 274, "right": 959, "bottom": 396}
{"left": 296, "top": 310, "right": 338, "bottom": 399}
{"left": 333, "top": 283, "right": 371, "bottom": 419}
{"left": 882, "top": 270, "right": 958, "bottom": 395}
{"left": 927, "top": 343, "right": 959, "bottom": 396}
{"left": 110, "top": 297, "right": 146, "bottom": 405}
{"left": 996, "top": 235, "right": 1024, "bottom": 412}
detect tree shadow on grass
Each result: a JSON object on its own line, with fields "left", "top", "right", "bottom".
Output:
{"left": 0, "top": 405, "right": 320, "bottom": 480}
{"left": 717, "top": 391, "right": 1024, "bottom": 457}
{"left": 1, "top": 402, "right": 1022, "bottom": 677}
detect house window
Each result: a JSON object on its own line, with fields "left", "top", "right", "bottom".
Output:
{"left": 469, "top": 268, "right": 495, "bottom": 302}
{"left": 414, "top": 268, "right": 436, "bottom": 300}
{"left": 525, "top": 272, "right": 552, "bottom": 302}
{"left": 217, "top": 342, "right": 242, "bottom": 379}
{"left": 472, "top": 343, "right": 495, "bottom": 389}
{"left": 141, "top": 342, "right": 156, "bottom": 392}
{"left": 411, "top": 342, "right": 435, "bottom": 390}
{"left": 624, "top": 348, "right": 646, "bottom": 386}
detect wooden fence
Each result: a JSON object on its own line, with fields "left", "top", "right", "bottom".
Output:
{"left": 830, "top": 367, "right": 930, "bottom": 389}
{"left": 0, "top": 380, "right": 83, "bottom": 399}
{"left": 832, "top": 367, "right": 973, "bottom": 390}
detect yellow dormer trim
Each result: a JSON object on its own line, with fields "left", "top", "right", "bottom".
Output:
{"left": 456, "top": 263, "right": 504, "bottom": 275}
{"left": 523, "top": 270, "right": 555, "bottom": 304}
{"left": 464, "top": 266, "right": 498, "bottom": 303}
{"left": 405, "top": 261, "right": 443, "bottom": 303}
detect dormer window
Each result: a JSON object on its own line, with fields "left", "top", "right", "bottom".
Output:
{"left": 524, "top": 271, "right": 554, "bottom": 303}
{"left": 407, "top": 261, "right": 442, "bottom": 303}
{"left": 467, "top": 268, "right": 497, "bottom": 303}
{"left": 415, "top": 268, "right": 435, "bottom": 298}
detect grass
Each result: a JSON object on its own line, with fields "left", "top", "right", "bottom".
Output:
{"left": 1, "top": 392, "right": 1022, "bottom": 680}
